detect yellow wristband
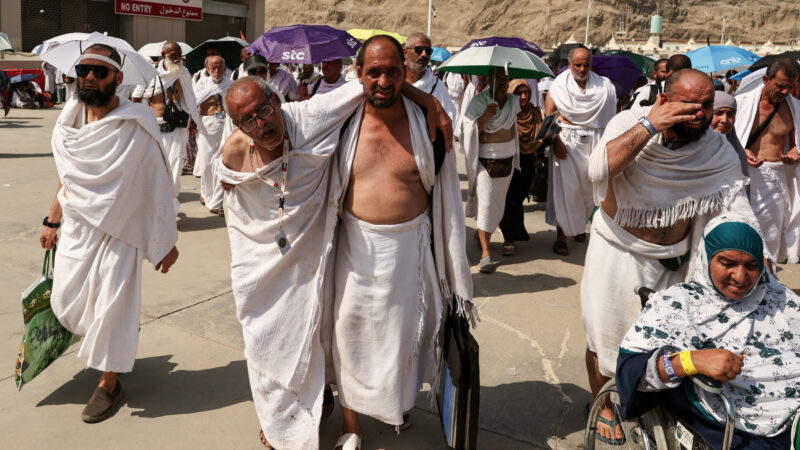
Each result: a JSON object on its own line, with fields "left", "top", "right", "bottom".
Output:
{"left": 679, "top": 350, "right": 698, "bottom": 376}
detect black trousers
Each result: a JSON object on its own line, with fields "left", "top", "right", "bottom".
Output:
{"left": 499, "top": 153, "right": 535, "bottom": 242}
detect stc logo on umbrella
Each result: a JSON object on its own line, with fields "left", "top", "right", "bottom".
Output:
{"left": 282, "top": 50, "right": 306, "bottom": 60}
{"left": 720, "top": 56, "right": 741, "bottom": 65}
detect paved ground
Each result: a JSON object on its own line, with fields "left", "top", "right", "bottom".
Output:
{"left": 2, "top": 106, "right": 799, "bottom": 449}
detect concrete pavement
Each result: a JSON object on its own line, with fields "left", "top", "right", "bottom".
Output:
{"left": 2, "top": 105, "right": 799, "bottom": 449}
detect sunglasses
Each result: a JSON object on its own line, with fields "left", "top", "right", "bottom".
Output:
{"left": 248, "top": 68, "right": 268, "bottom": 75}
{"left": 74, "top": 64, "right": 116, "bottom": 79}
{"left": 413, "top": 46, "right": 433, "bottom": 56}
{"left": 236, "top": 103, "right": 276, "bottom": 133}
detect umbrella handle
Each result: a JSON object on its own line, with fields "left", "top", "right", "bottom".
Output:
{"left": 504, "top": 60, "right": 510, "bottom": 77}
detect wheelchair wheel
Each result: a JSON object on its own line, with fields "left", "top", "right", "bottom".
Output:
{"left": 584, "top": 380, "right": 658, "bottom": 449}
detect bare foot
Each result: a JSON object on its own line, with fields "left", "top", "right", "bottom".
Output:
{"left": 259, "top": 430, "right": 272, "bottom": 448}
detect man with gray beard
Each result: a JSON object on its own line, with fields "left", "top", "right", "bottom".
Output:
{"left": 404, "top": 32, "right": 456, "bottom": 123}
{"left": 133, "top": 41, "right": 203, "bottom": 214}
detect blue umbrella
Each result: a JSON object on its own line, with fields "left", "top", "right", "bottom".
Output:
{"left": 9, "top": 73, "right": 38, "bottom": 84}
{"left": 248, "top": 24, "right": 361, "bottom": 64}
{"left": 430, "top": 47, "right": 451, "bottom": 62}
{"left": 686, "top": 45, "right": 759, "bottom": 73}
{"left": 461, "top": 36, "right": 544, "bottom": 57}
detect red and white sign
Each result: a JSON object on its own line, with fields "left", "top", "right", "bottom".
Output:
{"left": 115, "top": 0, "right": 202, "bottom": 21}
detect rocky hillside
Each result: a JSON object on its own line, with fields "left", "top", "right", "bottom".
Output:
{"left": 264, "top": 0, "right": 800, "bottom": 49}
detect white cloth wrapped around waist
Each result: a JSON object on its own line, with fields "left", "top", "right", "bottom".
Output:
{"left": 479, "top": 138, "right": 517, "bottom": 160}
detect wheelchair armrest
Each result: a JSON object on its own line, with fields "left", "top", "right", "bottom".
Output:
{"left": 633, "top": 286, "right": 656, "bottom": 308}
{"left": 690, "top": 374, "right": 723, "bottom": 394}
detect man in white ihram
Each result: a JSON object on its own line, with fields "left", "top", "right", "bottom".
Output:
{"left": 192, "top": 55, "right": 232, "bottom": 215}
{"left": 404, "top": 32, "right": 456, "bottom": 122}
{"left": 132, "top": 41, "right": 203, "bottom": 214}
{"left": 546, "top": 47, "right": 616, "bottom": 256}
{"left": 39, "top": 43, "right": 179, "bottom": 423}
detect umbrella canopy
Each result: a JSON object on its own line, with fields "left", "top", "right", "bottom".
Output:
{"left": 347, "top": 28, "right": 406, "bottom": 44}
{"left": 9, "top": 73, "right": 38, "bottom": 84}
{"left": 138, "top": 41, "right": 192, "bottom": 59}
{"left": 686, "top": 45, "right": 759, "bottom": 73}
{"left": 437, "top": 45, "right": 553, "bottom": 80}
{"left": 430, "top": 47, "right": 451, "bottom": 62}
{"left": 186, "top": 37, "right": 246, "bottom": 73}
{"left": 460, "top": 36, "right": 544, "bottom": 57}
{"left": 40, "top": 32, "right": 157, "bottom": 86}
{"left": 0, "top": 32, "right": 13, "bottom": 53}
{"left": 248, "top": 24, "right": 361, "bottom": 65}
{"left": 603, "top": 50, "right": 654, "bottom": 74}
{"left": 590, "top": 55, "right": 643, "bottom": 98}
{"left": 34, "top": 32, "right": 91, "bottom": 55}
{"left": 747, "top": 51, "right": 800, "bottom": 72}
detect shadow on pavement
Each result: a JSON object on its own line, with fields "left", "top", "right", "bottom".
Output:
{"left": 0, "top": 152, "right": 52, "bottom": 158}
{"left": 176, "top": 212, "right": 226, "bottom": 232}
{"left": 478, "top": 381, "right": 591, "bottom": 446}
{"left": 37, "top": 355, "right": 252, "bottom": 418}
{"left": 178, "top": 191, "right": 201, "bottom": 203}
{"left": 0, "top": 120, "right": 43, "bottom": 128}
{"left": 473, "top": 271, "right": 576, "bottom": 297}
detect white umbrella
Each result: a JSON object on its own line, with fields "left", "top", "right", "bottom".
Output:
{"left": 0, "top": 32, "right": 13, "bottom": 52}
{"left": 38, "top": 32, "right": 91, "bottom": 54}
{"left": 40, "top": 32, "right": 157, "bottom": 86}
{"left": 138, "top": 41, "right": 192, "bottom": 59}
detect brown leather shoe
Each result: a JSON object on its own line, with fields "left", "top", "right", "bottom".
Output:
{"left": 81, "top": 381, "right": 124, "bottom": 423}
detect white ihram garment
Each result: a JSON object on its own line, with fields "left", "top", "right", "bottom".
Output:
{"left": 332, "top": 97, "right": 473, "bottom": 425}
{"left": 460, "top": 90, "right": 520, "bottom": 232}
{"left": 749, "top": 162, "right": 792, "bottom": 260}
{"left": 192, "top": 76, "right": 232, "bottom": 177}
{"left": 582, "top": 109, "right": 755, "bottom": 376}
{"left": 268, "top": 68, "right": 300, "bottom": 101}
{"left": 50, "top": 97, "right": 177, "bottom": 372}
{"left": 735, "top": 85, "right": 800, "bottom": 262}
{"left": 412, "top": 68, "right": 457, "bottom": 123}
{"left": 548, "top": 71, "right": 616, "bottom": 236}
{"left": 216, "top": 80, "right": 363, "bottom": 449}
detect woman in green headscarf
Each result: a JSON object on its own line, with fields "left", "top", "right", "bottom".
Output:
{"left": 615, "top": 214, "right": 800, "bottom": 449}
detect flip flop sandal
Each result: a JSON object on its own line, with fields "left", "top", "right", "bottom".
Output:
{"left": 501, "top": 243, "right": 515, "bottom": 256}
{"left": 321, "top": 386, "right": 335, "bottom": 421}
{"left": 335, "top": 432, "right": 361, "bottom": 450}
{"left": 478, "top": 256, "right": 496, "bottom": 274}
{"left": 258, "top": 430, "right": 273, "bottom": 448}
{"left": 552, "top": 240, "right": 569, "bottom": 256}
{"left": 594, "top": 416, "right": 626, "bottom": 445}
{"left": 574, "top": 233, "right": 587, "bottom": 243}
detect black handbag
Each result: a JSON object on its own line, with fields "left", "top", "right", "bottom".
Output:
{"left": 158, "top": 76, "right": 189, "bottom": 128}
{"left": 436, "top": 302, "right": 480, "bottom": 449}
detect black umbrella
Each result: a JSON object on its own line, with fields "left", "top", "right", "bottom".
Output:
{"left": 748, "top": 51, "right": 800, "bottom": 72}
{"left": 547, "top": 43, "right": 588, "bottom": 74}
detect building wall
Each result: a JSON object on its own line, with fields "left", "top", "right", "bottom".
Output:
{"left": 0, "top": 0, "right": 22, "bottom": 51}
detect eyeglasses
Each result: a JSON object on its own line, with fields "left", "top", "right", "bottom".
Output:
{"left": 237, "top": 103, "right": 275, "bottom": 133}
{"left": 75, "top": 64, "right": 117, "bottom": 79}
{"left": 413, "top": 46, "right": 433, "bottom": 56}
{"left": 248, "top": 68, "right": 268, "bottom": 76}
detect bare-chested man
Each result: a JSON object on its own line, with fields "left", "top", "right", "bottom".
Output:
{"left": 192, "top": 55, "right": 231, "bottom": 214}
{"left": 132, "top": 41, "right": 202, "bottom": 214}
{"left": 581, "top": 69, "right": 756, "bottom": 443}
{"left": 331, "top": 35, "right": 471, "bottom": 450}
{"left": 735, "top": 58, "right": 800, "bottom": 262}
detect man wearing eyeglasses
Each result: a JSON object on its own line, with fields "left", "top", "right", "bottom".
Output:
{"left": 40, "top": 43, "right": 179, "bottom": 423}
{"left": 133, "top": 41, "right": 203, "bottom": 215}
{"left": 215, "top": 67, "right": 451, "bottom": 447}
{"left": 404, "top": 32, "right": 456, "bottom": 123}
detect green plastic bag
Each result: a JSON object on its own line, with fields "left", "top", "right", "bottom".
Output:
{"left": 14, "top": 247, "right": 79, "bottom": 389}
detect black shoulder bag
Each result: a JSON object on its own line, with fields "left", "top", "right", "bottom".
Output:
{"left": 745, "top": 106, "right": 781, "bottom": 150}
{"left": 159, "top": 76, "right": 190, "bottom": 128}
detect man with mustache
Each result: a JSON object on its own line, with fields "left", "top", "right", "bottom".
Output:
{"left": 734, "top": 58, "right": 800, "bottom": 263}
{"left": 331, "top": 34, "right": 470, "bottom": 450}
{"left": 192, "top": 55, "right": 232, "bottom": 215}
{"left": 580, "top": 68, "right": 758, "bottom": 444}
{"left": 404, "top": 32, "right": 456, "bottom": 122}
{"left": 39, "top": 43, "right": 178, "bottom": 423}
{"left": 216, "top": 67, "right": 450, "bottom": 447}
{"left": 132, "top": 41, "right": 203, "bottom": 215}
{"left": 546, "top": 47, "right": 617, "bottom": 256}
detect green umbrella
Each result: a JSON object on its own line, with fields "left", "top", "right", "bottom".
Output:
{"left": 603, "top": 50, "right": 654, "bottom": 75}
{"left": 185, "top": 37, "right": 247, "bottom": 73}
{"left": 437, "top": 45, "right": 553, "bottom": 80}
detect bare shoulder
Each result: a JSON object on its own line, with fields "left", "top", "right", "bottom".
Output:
{"left": 221, "top": 129, "right": 250, "bottom": 172}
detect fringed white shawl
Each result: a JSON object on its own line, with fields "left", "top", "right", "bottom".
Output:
{"left": 549, "top": 71, "right": 617, "bottom": 129}
{"left": 589, "top": 109, "right": 747, "bottom": 229}
{"left": 192, "top": 75, "right": 232, "bottom": 105}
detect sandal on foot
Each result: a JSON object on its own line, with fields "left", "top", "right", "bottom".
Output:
{"left": 574, "top": 233, "right": 587, "bottom": 243}
{"left": 552, "top": 240, "right": 569, "bottom": 256}
{"left": 82, "top": 381, "right": 124, "bottom": 423}
{"left": 211, "top": 208, "right": 225, "bottom": 217}
{"left": 501, "top": 243, "right": 515, "bottom": 256}
{"left": 258, "top": 430, "right": 273, "bottom": 448}
{"left": 321, "top": 386, "right": 335, "bottom": 421}
{"left": 335, "top": 432, "right": 361, "bottom": 450}
{"left": 478, "top": 256, "right": 496, "bottom": 273}
{"left": 594, "top": 416, "right": 626, "bottom": 445}
{"left": 399, "top": 413, "right": 412, "bottom": 430}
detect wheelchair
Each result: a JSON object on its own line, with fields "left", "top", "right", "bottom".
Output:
{"left": 583, "top": 287, "right": 736, "bottom": 450}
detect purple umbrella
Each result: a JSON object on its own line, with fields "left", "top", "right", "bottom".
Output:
{"left": 556, "top": 54, "right": 642, "bottom": 99}
{"left": 247, "top": 24, "right": 361, "bottom": 64}
{"left": 461, "top": 36, "right": 544, "bottom": 57}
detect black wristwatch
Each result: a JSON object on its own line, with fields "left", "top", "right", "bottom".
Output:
{"left": 43, "top": 216, "right": 60, "bottom": 229}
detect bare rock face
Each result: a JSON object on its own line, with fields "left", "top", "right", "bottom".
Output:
{"left": 265, "top": 0, "right": 800, "bottom": 48}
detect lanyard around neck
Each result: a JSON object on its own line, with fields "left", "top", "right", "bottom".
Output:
{"left": 249, "top": 135, "right": 290, "bottom": 229}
